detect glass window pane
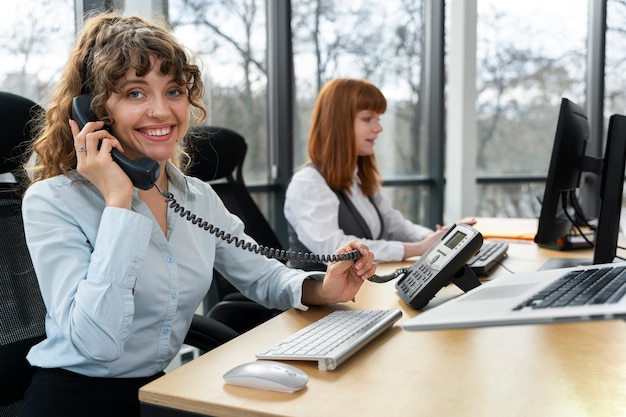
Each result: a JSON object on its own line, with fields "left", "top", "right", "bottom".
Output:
{"left": 476, "top": 183, "right": 544, "bottom": 219}
{"left": 169, "top": 0, "right": 269, "bottom": 185}
{"left": 292, "top": 0, "right": 430, "bottom": 226}
{"left": 475, "top": 0, "right": 588, "bottom": 217}
{"left": 605, "top": 0, "right": 626, "bottom": 222}
{"left": 0, "top": 0, "right": 74, "bottom": 106}
{"left": 606, "top": 1, "right": 626, "bottom": 118}
{"left": 380, "top": 184, "right": 431, "bottom": 224}
{"left": 292, "top": 0, "right": 427, "bottom": 179}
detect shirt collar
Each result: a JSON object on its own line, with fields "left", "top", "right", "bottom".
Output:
{"left": 164, "top": 161, "right": 188, "bottom": 198}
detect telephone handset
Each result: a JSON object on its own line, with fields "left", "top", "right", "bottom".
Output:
{"left": 70, "top": 95, "right": 369, "bottom": 271}
{"left": 395, "top": 224, "right": 483, "bottom": 309}
{"left": 71, "top": 94, "right": 160, "bottom": 190}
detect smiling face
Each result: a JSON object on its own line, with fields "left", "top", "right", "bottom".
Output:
{"left": 105, "top": 58, "right": 190, "bottom": 162}
{"left": 354, "top": 109, "right": 383, "bottom": 156}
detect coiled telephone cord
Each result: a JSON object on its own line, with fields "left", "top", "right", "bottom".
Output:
{"left": 157, "top": 186, "right": 403, "bottom": 283}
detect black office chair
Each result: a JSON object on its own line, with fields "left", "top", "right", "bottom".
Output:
{"left": 0, "top": 93, "right": 237, "bottom": 417}
{"left": 186, "top": 126, "right": 282, "bottom": 333}
{"left": 0, "top": 189, "right": 46, "bottom": 417}
{"left": 186, "top": 125, "right": 283, "bottom": 250}
{"left": 0, "top": 92, "right": 44, "bottom": 193}
{"left": 0, "top": 187, "right": 239, "bottom": 416}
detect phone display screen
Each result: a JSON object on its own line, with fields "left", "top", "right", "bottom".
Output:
{"left": 444, "top": 231, "right": 466, "bottom": 250}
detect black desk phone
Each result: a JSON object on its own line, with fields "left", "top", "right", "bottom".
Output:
{"left": 71, "top": 94, "right": 368, "bottom": 270}
{"left": 72, "top": 94, "right": 160, "bottom": 190}
{"left": 395, "top": 223, "right": 483, "bottom": 309}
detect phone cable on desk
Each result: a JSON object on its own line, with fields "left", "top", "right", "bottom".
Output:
{"left": 368, "top": 268, "right": 409, "bottom": 283}
{"left": 156, "top": 185, "right": 404, "bottom": 284}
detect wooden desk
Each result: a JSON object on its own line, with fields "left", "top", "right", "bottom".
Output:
{"left": 140, "top": 229, "right": 626, "bottom": 417}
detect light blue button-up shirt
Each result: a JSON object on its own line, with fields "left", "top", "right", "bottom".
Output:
{"left": 22, "top": 163, "right": 309, "bottom": 378}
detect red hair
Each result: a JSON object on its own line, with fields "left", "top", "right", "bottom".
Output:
{"left": 308, "top": 78, "right": 386, "bottom": 196}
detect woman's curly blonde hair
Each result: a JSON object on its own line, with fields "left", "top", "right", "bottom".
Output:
{"left": 27, "top": 10, "right": 206, "bottom": 184}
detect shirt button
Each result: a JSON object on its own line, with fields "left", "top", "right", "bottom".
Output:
{"left": 171, "top": 292, "right": 177, "bottom": 300}
{"left": 166, "top": 255, "right": 174, "bottom": 263}
{"left": 162, "top": 327, "right": 170, "bottom": 335}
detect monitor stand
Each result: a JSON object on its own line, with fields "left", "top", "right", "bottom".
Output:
{"left": 536, "top": 233, "right": 594, "bottom": 251}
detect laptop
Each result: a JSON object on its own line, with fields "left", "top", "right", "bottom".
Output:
{"left": 402, "top": 262, "right": 626, "bottom": 330}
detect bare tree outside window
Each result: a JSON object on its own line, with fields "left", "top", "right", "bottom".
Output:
{"left": 4, "top": 1, "right": 625, "bottom": 225}
{"left": 0, "top": 0, "right": 74, "bottom": 106}
{"left": 292, "top": 0, "right": 429, "bottom": 224}
{"left": 169, "top": 0, "right": 269, "bottom": 184}
{"left": 474, "top": 0, "right": 587, "bottom": 218}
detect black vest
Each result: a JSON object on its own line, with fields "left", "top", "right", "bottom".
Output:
{"left": 287, "top": 187, "right": 385, "bottom": 271}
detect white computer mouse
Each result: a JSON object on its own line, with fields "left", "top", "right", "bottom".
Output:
{"left": 223, "top": 360, "right": 309, "bottom": 393}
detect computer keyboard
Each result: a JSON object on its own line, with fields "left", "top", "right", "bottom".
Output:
{"left": 256, "top": 309, "right": 402, "bottom": 371}
{"left": 514, "top": 265, "right": 626, "bottom": 310}
{"left": 467, "top": 241, "right": 509, "bottom": 276}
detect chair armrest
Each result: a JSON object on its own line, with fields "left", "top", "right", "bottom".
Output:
{"left": 184, "top": 314, "right": 239, "bottom": 353}
{"left": 207, "top": 300, "right": 281, "bottom": 334}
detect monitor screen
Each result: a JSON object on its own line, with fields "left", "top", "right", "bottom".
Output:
{"left": 534, "top": 98, "right": 599, "bottom": 250}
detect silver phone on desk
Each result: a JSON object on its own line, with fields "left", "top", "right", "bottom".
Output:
{"left": 396, "top": 224, "right": 483, "bottom": 309}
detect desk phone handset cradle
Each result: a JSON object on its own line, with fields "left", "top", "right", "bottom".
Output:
{"left": 71, "top": 94, "right": 366, "bottom": 268}
{"left": 395, "top": 223, "right": 483, "bottom": 309}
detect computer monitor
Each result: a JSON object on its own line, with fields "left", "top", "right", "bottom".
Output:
{"left": 592, "top": 114, "right": 626, "bottom": 264}
{"left": 534, "top": 98, "right": 602, "bottom": 250}
{"left": 535, "top": 100, "right": 626, "bottom": 269}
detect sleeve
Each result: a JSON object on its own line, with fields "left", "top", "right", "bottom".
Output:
{"left": 284, "top": 167, "right": 408, "bottom": 262}
{"left": 22, "top": 182, "right": 153, "bottom": 361}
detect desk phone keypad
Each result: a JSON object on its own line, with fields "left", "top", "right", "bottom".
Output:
{"left": 397, "top": 266, "right": 433, "bottom": 299}
{"left": 467, "top": 241, "right": 509, "bottom": 276}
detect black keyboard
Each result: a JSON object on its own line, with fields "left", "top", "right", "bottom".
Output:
{"left": 467, "top": 241, "right": 508, "bottom": 276}
{"left": 514, "top": 265, "right": 626, "bottom": 310}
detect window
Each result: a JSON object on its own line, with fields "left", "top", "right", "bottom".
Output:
{"left": 169, "top": 0, "right": 270, "bottom": 185}
{"left": 474, "top": 0, "right": 588, "bottom": 218}
{"left": 0, "top": 0, "right": 74, "bottom": 106}
{"left": 1, "top": 0, "right": 620, "bottom": 229}
{"left": 605, "top": 0, "right": 626, "bottom": 222}
{"left": 292, "top": 0, "right": 431, "bottom": 225}
{"left": 606, "top": 0, "right": 626, "bottom": 116}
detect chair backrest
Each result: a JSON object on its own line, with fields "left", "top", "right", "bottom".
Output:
{"left": 0, "top": 92, "right": 46, "bottom": 416}
{"left": 187, "top": 126, "right": 247, "bottom": 184}
{"left": 0, "top": 191, "right": 46, "bottom": 416}
{"left": 0, "top": 92, "right": 43, "bottom": 181}
{"left": 187, "top": 126, "right": 283, "bottom": 251}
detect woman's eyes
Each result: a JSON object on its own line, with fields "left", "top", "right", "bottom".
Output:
{"left": 127, "top": 91, "right": 144, "bottom": 99}
{"left": 167, "top": 88, "right": 185, "bottom": 97}
{"left": 126, "top": 88, "right": 185, "bottom": 99}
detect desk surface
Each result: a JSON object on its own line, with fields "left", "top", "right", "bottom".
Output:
{"left": 140, "top": 220, "right": 626, "bottom": 417}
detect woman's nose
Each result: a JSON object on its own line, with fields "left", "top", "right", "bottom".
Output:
{"left": 148, "top": 98, "right": 169, "bottom": 118}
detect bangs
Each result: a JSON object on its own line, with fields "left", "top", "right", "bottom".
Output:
{"left": 355, "top": 84, "right": 387, "bottom": 114}
{"left": 127, "top": 44, "right": 189, "bottom": 87}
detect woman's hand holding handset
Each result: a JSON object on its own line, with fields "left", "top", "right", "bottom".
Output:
{"left": 69, "top": 119, "right": 134, "bottom": 209}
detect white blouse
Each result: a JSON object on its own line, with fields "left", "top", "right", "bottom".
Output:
{"left": 284, "top": 165, "right": 432, "bottom": 262}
